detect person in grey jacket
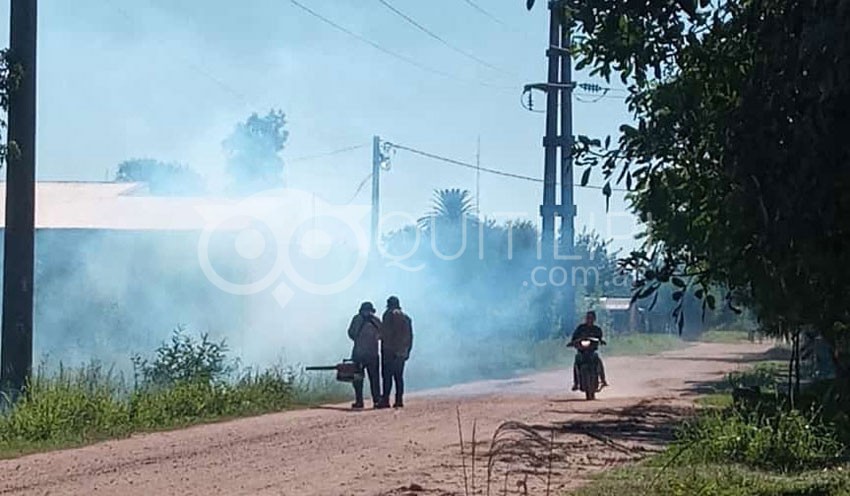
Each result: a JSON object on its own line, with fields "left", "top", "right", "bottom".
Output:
{"left": 348, "top": 301, "right": 382, "bottom": 409}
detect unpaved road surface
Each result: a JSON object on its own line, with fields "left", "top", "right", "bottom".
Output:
{"left": 0, "top": 342, "right": 774, "bottom": 496}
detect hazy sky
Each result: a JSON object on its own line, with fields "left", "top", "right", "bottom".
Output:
{"left": 0, "top": 0, "right": 639, "bottom": 251}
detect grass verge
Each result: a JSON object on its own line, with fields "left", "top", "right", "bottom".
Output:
{"left": 573, "top": 363, "right": 850, "bottom": 496}
{"left": 0, "top": 329, "right": 348, "bottom": 459}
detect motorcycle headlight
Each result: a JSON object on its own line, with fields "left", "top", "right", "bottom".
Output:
{"left": 580, "top": 339, "right": 592, "bottom": 348}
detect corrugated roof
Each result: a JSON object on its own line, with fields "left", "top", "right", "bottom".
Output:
{"left": 0, "top": 181, "right": 320, "bottom": 231}
{"left": 599, "top": 297, "right": 632, "bottom": 311}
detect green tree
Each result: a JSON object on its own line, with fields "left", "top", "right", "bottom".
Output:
{"left": 418, "top": 188, "right": 477, "bottom": 228}
{"left": 527, "top": 0, "right": 850, "bottom": 390}
{"left": 115, "top": 159, "right": 206, "bottom": 196}
{"left": 222, "top": 109, "right": 289, "bottom": 195}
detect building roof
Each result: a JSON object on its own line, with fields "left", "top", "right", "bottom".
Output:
{"left": 599, "top": 297, "right": 633, "bottom": 311}
{"left": 0, "top": 181, "right": 332, "bottom": 231}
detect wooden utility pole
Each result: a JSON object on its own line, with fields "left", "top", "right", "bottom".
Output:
{"left": 1, "top": 0, "right": 38, "bottom": 399}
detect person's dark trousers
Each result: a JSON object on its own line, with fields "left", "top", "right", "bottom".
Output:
{"left": 573, "top": 353, "right": 607, "bottom": 387}
{"left": 352, "top": 357, "right": 381, "bottom": 406}
{"left": 381, "top": 353, "right": 406, "bottom": 406}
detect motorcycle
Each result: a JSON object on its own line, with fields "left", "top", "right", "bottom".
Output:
{"left": 568, "top": 337, "right": 606, "bottom": 400}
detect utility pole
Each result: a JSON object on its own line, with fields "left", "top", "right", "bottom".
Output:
{"left": 527, "top": 0, "right": 576, "bottom": 338}
{"left": 2, "top": 0, "right": 38, "bottom": 400}
{"left": 371, "top": 135, "right": 381, "bottom": 253}
{"left": 475, "top": 136, "right": 481, "bottom": 218}
{"left": 540, "top": 3, "right": 560, "bottom": 254}
{"left": 557, "top": 5, "right": 576, "bottom": 335}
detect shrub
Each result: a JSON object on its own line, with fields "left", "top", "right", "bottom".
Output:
{"left": 132, "top": 326, "right": 232, "bottom": 388}
{"left": 673, "top": 407, "right": 845, "bottom": 472}
{"left": 0, "top": 330, "right": 344, "bottom": 455}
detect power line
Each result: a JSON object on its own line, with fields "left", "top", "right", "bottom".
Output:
{"left": 385, "top": 141, "right": 629, "bottom": 191}
{"left": 287, "top": 0, "right": 514, "bottom": 91}
{"left": 288, "top": 143, "right": 369, "bottom": 163}
{"left": 344, "top": 172, "right": 374, "bottom": 204}
{"left": 376, "top": 0, "right": 514, "bottom": 78}
{"left": 111, "top": 4, "right": 254, "bottom": 107}
{"left": 460, "top": 0, "right": 508, "bottom": 27}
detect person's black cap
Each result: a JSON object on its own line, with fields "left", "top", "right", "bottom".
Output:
{"left": 387, "top": 296, "right": 400, "bottom": 309}
{"left": 360, "top": 301, "right": 376, "bottom": 313}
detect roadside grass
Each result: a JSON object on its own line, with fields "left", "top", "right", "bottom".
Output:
{"left": 573, "top": 462, "right": 850, "bottom": 496}
{"left": 573, "top": 363, "right": 850, "bottom": 496}
{"left": 699, "top": 329, "right": 753, "bottom": 343}
{"left": 0, "top": 329, "right": 348, "bottom": 459}
{"left": 606, "top": 333, "right": 685, "bottom": 356}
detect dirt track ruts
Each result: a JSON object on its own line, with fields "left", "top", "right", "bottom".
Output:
{"left": 0, "top": 342, "right": 773, "bottom": 496}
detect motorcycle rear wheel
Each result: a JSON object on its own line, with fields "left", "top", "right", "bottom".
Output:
{"left": 580, "top": 365, "right": 599, "bottom": 401}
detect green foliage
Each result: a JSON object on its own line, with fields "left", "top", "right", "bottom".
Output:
{"left": 0, "top": 331, "right": 344, "bottom": 457}
{"left": 0, "top": 363, "right": 130, "bottom": 444}
{"left": 132, "top": 327, "right": 232, "bottom": 388}
{"left": 530, "top": 0, "right": 850, "bottom": 390}
{"left": 574, "top": 463, "right": 850, "bottom": 496}
{"left": 0, "top": 49, "right": 18, "bottom": 165}
{"left": 673, "top": 408, "right": 845, "bottom": 472}
{"left": 222, "top": 108, "right": 288, "bottom": 194}
{"left": 115, "top": 159, "right": 206, "bottom": 195}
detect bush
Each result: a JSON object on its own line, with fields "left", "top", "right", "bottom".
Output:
{"left": 132, "top": 327, "right": 232, "bottom": 388}
{"left": 0, "top": 329, "right": 345, "bottom": 456}
{"left": 0, "top": 363, "right": 130, "bottom": 445}
{"left": 672, "top": 407, "right": 845, "bottom": 472}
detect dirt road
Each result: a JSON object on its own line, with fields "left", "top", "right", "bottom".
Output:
{"left": 0, "top": 342, "right": 773, "bottom": 496}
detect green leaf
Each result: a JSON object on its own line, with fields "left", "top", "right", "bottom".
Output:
{"left": 672, "top": 290, "right": 683, "bottom": 301}
{"left": 526, "top": 0, "right": 535, "bottom": 10}
{"left": 706, "top": 294, "right": 716, "bottom": 310}
{"left": 672, "top": 277, "right": 686, "bottom": 288}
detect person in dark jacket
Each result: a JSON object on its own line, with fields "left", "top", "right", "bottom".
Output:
{"left": 379, "top": 296, "right": 413, "bottom": 408}
{"left": 348, "top": 301, "right": 382, "bottom": 409}
{"left": 570, "top": 310, "right": 608, "bottom": 391}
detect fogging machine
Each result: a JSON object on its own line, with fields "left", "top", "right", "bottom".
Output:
{"left": 305, "top": 359, "right": 363, "bottom": 383}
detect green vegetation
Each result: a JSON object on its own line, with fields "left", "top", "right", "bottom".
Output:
{"left": 575, "top": 365, "right": 850, "bottom": 495}
{"left": 699, "top": 329, "right": 753, "bottom": 344}
{"left": 574, "top": 462, "right": 850, "bottom": 496}
{"left": 0, "top": 328, "right": 346, "bottom": 458}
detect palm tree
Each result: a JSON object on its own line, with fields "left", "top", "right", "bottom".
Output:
{"left": 417, "top": 188, "right": 477, "bottom": 230}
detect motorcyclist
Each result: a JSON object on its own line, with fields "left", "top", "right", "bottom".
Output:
{"left": 570, "top": 310, "right": 608, "bottom": 391}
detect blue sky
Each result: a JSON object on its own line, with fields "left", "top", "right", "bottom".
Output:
{"left": 0, "top": 0, "right": 639, "bottom": 251}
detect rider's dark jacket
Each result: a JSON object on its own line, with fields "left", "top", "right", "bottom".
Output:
{"left": 571, "top": 323, "right": 603, "bottom": 342}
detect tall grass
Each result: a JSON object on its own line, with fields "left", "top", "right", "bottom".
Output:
{"left": 0, "top": 328, "right": 346, "bottom": 457}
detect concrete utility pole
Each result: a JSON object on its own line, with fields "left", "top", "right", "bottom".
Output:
{"left": 475, "top": 136, "right": 481, "bottom": 218}
{"left": 2, "top": 0, "right": 38, "bottom": 400}
{"left": 371, "top": 135, "right": 381, "bottom": 252}
{"left": 557, "top": 4, "right": 576, "bottom": 335}
{"left": 529, "top": 0, "right": 576, "bottom": 337}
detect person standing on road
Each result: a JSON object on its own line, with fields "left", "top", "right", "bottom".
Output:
{"left": 379, "top": 296, "right": 413, "bottom": 408}
{"left": 348, "top": 301, "right": 382, "bottom": 409}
